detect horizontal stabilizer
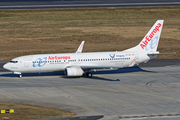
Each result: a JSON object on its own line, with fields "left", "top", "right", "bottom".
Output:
{"left": 147, "top": 52, "right": 176, "bottom": 55}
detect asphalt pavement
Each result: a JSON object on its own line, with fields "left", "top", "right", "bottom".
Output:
{"left": 0, "top": 0, "right": 180, "bottom": 9}
{"left": 1, "top": 66, "right": 180, "bottom": 120}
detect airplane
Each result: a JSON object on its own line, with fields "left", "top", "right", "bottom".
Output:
{"left": 3, "top": 20, "right": 165, "bottom": 78}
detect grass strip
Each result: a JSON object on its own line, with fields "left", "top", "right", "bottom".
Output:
{"left": 0, "top": 102, "right": 75, "bottom": 120}
{"left": 0, "top": 7, "right": 180, "bottom": 60}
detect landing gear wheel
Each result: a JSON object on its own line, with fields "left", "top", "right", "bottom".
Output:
{"left": 19, "top": 74, "right": 22, "bottom": 78}
{"left": 86, "top": 72, "right": 92, "bottom": 78}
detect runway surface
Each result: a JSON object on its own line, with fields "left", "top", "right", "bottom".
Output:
{"left": 0, "top": 61, "right": 180, "bottom": 120}
{"left": 0, "top": 0, "right": 180, "bottom": 10}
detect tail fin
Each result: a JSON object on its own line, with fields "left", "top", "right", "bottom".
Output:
{"left": 124, "top": 20, "right": 164, "bottom": 52}
{"left": 75, "top": 41, "right": 85, "bottom": 53}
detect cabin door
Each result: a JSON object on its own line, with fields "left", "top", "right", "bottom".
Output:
{"left": 24, "top": 58, "right": 29, "bottom": 67}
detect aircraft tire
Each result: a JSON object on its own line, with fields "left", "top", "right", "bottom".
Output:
{"left": 86, "top": 72, "right": 92, "bottom": 78}
{"left": 19, "top": 74, "right": 22, "bottom": 78}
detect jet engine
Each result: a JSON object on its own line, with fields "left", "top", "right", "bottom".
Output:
{"left": 65, "top": 67, "right": 84, "bottom": 77}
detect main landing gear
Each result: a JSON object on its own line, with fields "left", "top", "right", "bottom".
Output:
{"left": 86, "top": 72, "right": 92, "bottom": 78}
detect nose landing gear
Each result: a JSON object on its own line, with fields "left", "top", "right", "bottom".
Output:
{"left": 19, "top": 74, "right": 22, "bottom": 78}
{"left": 13, "top": 72, "right": 22, "bottom": 78}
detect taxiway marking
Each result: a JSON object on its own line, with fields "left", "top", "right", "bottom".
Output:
{"left": 75, "top": 86, "right": 180, "bottom": 102}
{"left": 119, "top": 113, "right": 180, "bottom": 119}
{"left": 0, "top": 72, "right": 180, "bottom": 79}
{"left": 0, "top": 80, "right": 180, "bottom": 102}
{"left": 94, "top": 72, "right": 180, "bottom": 77}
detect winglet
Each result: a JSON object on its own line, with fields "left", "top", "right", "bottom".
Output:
{"left": 75, "top": 41, "right": 85, "bottom": 53}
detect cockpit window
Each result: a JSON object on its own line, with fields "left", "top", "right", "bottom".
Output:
{"left": 10, "top": 61, "right": 18, "bottom": 63}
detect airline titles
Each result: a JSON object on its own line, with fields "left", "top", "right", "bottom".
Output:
{"left": 140, "top": 23, "right": 162, "bottom": 49}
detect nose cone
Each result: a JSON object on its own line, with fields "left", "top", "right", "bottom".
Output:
{"left": 3, "top": 63, "right": 10, "bottom": 71}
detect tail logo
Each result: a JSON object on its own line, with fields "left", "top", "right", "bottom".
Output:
{"left": 145, "top": 36, "right": 159, "bottom": 51}
{"left": 140, "top": 23, "right": 162, "bottom": 49}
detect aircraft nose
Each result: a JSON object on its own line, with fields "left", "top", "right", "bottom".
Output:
{"left": 3, "top": 63, "right": 10, "bottom": 70}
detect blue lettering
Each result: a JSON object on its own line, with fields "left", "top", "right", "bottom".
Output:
{"left": 116, "top": 55, "right": 125, "bottom": 57}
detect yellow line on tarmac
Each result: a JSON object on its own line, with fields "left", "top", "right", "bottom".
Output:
{"left": 0, "top": 81, "right": 61, "bottom": 86}
{"left": 1, "top": 72, "right": 180, "bottom": 102}
{"left": 0, "top": 80, "right": 180, "bottom": 102}
{"left": 23, "top": 76, "right": 61, "bottom": 79}
{"left": 0, "top": 76, "right": 61, "bottom": 79}
{"left": 94, "top": 72, "right": 180, "bottom": 77}
{"left": 119, "top": 113, "right": 180, "bottom": 119}
{"left": 1, "top": 72, "right": 180, "bottom": 79}
{"left": 75, "top": 86, "right": 180, "bottom": 102}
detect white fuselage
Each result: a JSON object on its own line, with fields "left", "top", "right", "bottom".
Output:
{"left": 4, "top": 51, "right": 151, "bottom": 73}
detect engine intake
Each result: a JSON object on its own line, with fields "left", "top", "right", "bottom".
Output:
{"left": 65, "top": 66, "right": 84, "bottom": 77}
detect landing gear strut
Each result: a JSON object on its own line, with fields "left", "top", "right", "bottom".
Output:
{"left": 86, "top": 72, "right": 92, "bottom": 78}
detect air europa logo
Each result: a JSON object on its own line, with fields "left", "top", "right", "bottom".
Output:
{"left": 145, "top": 36, "right": 159, "bottom": 51}
{"left": 33, "top": 57, "right": 47, "bottom": 67}
{"left": 140, "top": 23, "right": 162, "bottom": 49}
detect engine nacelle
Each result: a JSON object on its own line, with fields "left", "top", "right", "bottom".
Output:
{"left": 65, "top": 67, "right": 84, "bottom": 77}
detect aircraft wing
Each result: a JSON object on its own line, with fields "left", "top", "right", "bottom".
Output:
{"left": 80, "top": 66, "right": 123, "bottom": 70}
{"left": 75, "top": 41, "right": 85, "bottom": 53}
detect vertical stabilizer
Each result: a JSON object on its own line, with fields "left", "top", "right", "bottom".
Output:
{"left": 124, "top": 20, "right": 164, "bottom": 52}
{"left": 75, "top": 41, "right": 85, "bottom": 53}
